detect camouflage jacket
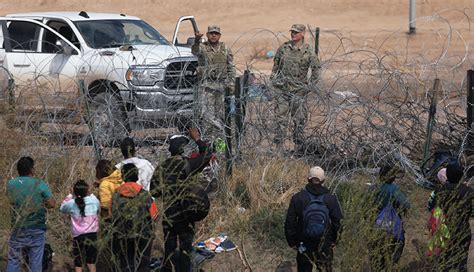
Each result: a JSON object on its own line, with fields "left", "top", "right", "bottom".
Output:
{"left": 192, "top": 41, "right": 236, "bottom": 89}
{"left": 271, "top": 41, "right": 320, "bottom": 91}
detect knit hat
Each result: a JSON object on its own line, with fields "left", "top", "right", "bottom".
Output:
{"left": 309, "top": 166, "right": 325, "bottom": 181}
{"left": 120, "top": 137, "right": 136, "bottom": 158}
{"left": 446, "top": 162, "right": 464, "bottom": 184}
{"left": 169, "top": 135, "right": 189, "bottom": 155}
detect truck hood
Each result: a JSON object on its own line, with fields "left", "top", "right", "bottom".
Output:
{"left": 96, "top": 44, "right": 195, "bottom": 66}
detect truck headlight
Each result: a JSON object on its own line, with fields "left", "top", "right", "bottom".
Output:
{"left": 126, "top": 67, "right": 165, "bottom": 86}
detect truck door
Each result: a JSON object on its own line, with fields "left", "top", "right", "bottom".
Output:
{"left": 172, "top": 16, "right": 199, "bottom": 48}
{"left": 1, "top": 17, "right": 81, "bottom": 114}
{"left": 0, "top": 21, "right": 10, "bottom": 108}
{"left": 42, "top": 19, "right": 84, "bottom": 112}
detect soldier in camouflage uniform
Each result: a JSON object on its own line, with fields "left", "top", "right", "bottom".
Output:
{"left": 192, "top": 25, "right": 236, "bottom": 135}
{"left": 271, "top": 24, "right": 319, "bottom": 152}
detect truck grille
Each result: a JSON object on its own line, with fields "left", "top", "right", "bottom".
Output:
{"left": 164, "top": 60, "right": 198, "bottom": 90}
{"left": 167, "top": 100, "right": 193, "bottom": 111}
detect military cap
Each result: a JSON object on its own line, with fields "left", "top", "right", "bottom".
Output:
{"left": 290, "top": 24, "right": 306, "bottom": 33}
{"left": 207, "top": 25, "right": 221, "bottom": 34}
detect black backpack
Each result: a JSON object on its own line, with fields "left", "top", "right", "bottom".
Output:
{"left": 184, "top": 185, "right": 210, "bottom": 223}
{"left": 302, "top": 190, "right": 330, "bottom": 239}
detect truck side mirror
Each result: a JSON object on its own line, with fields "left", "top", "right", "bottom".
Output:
{"left": 186, "top": 37, "right": 195, "bottom": 46}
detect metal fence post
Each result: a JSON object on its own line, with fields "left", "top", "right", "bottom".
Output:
{"left": 409, "top": 0, "right": 416, "bottom": 34}
{"left": 224, "top": 85, "right": 233, "bottom": 176}
{"left": 235, "top": 71, "right": 250, "bottom": 161}
{"left": 422, "top": 79, "right": 439, "bottom": 166}
{"left": 315, "top": 27, "right": 320, "bottom": 56}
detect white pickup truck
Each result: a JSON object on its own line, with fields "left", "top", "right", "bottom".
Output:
{"left": 0, "top": 11, "right": 199, "bottom": 143}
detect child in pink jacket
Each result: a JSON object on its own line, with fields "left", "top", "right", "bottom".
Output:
{"left": 60, "top": 180, "right": 100, "bottom": 272}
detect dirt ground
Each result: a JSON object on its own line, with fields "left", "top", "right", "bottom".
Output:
{"left": 1, "top": 0, "right": 473, "bottom": 72}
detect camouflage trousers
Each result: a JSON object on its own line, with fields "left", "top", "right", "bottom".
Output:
{"left": 274, "top": 90, "right": 308, "bottom": 146}
{"left": 198, "top": 86, "right": 226, "bottom": 138}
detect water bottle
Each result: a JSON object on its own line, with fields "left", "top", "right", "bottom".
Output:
{"left": 229, "top": 95, "right": 236, "bottom": 115}
{"left": 214, "top": 137, "right": 226, "bottom": 154}
{"left": 298, "top": 242, "right": 306, "bottom": 254}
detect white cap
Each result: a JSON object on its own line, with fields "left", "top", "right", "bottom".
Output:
{"left": 309, "top": 166, "right": 325, "bottom": 181}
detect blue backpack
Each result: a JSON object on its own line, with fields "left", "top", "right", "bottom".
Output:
{"left": 302, "top": 190, "right": 330, "bottom": 239}
{"left": 375, "top": 204, "right": 404, "bottom": 240}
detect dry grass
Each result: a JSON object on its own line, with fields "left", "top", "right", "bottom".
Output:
{"left": 195, "top": 156, "right": 442, "bottom": 271}
{"left": 0, "top": 120, "right": 470, "bottom": 271}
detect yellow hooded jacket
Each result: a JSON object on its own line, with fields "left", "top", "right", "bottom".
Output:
{"left": 99, "top": 169, "right": 123, "bottom": 211}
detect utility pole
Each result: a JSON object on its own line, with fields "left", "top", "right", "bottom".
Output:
{"left": 409, "top": 0, "right": 416, "bottom": 34}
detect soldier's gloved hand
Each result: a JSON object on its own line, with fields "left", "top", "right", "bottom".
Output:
{"left": 194, "top": 31, "right": 204, "bottom": 43}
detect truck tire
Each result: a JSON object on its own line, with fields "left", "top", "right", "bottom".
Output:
{"left": 89, "top": 92, "right": 129, "bottom": 147}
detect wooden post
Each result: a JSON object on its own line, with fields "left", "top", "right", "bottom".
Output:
{"left": 466, "top": 70, "right": 474, "bottom": 155}
{"left": 79, "top": 80, "right": 101, "bottom": 160}
{"left": 6, "top": 77, "right": 15, "bottom": 128}
{"left": 241, "top": 70, "right": 249, "bottom": 123}
{"left": 235, "top": 75, "right": 242, "bottom": 160}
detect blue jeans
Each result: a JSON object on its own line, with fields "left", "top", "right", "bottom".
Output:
{"left": 7, "top": 228, "right": 45, "bottom": 272}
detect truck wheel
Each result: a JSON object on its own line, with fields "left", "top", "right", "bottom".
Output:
{"left": 89, "top": 92, "right": 129, "bottom": 147}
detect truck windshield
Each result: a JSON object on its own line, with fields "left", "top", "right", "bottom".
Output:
{"left": 74, "top": 19, "right": 170, "bottom": 49}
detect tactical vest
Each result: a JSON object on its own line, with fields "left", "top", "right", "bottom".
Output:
{"left": 278, "top": 43, "right": 313, "bottom": 82}
{"left": 199, "top": 42, "right": 229, "bottom": 82}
